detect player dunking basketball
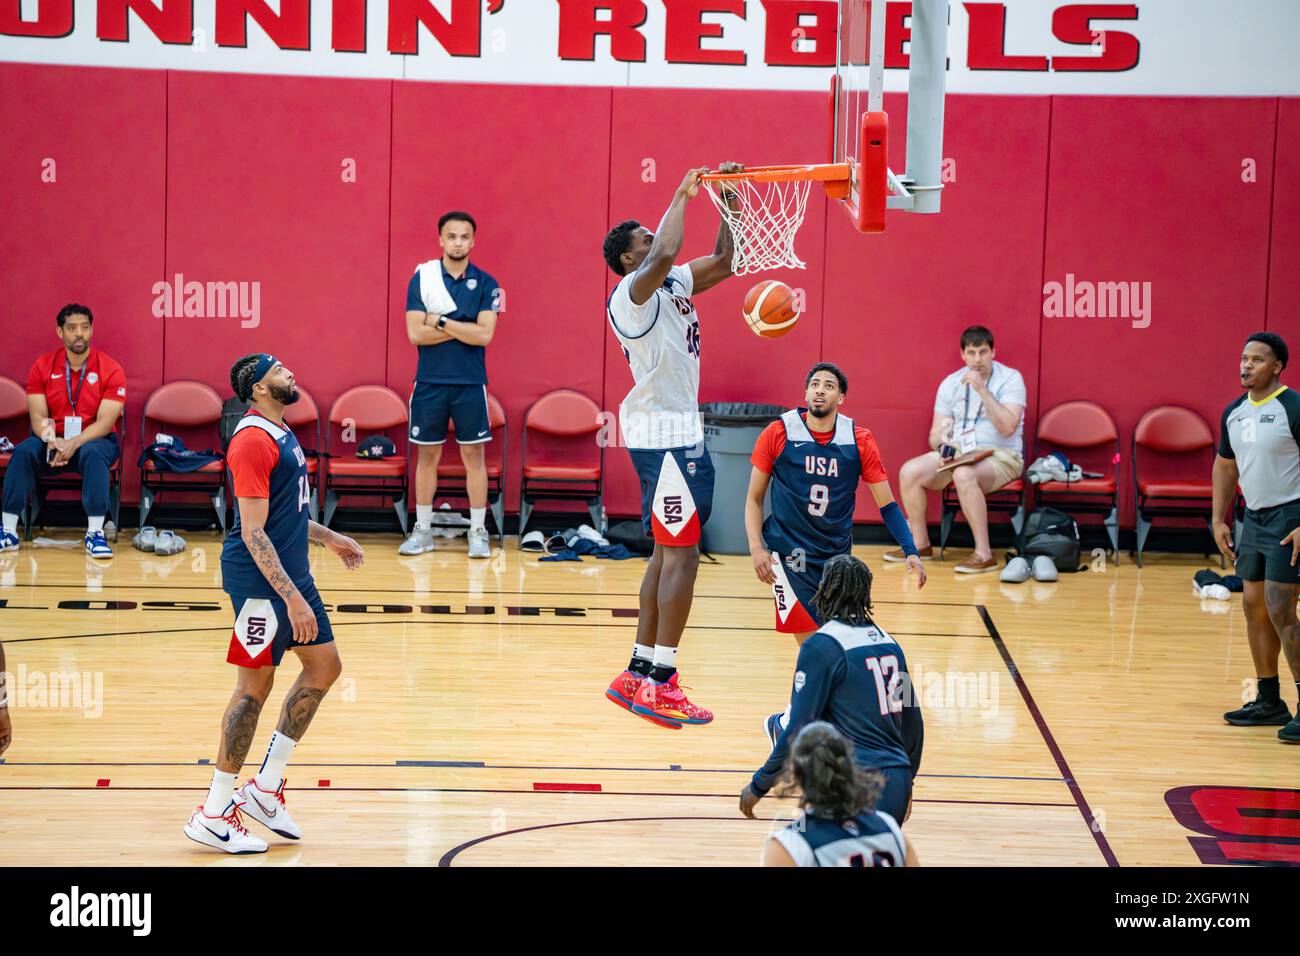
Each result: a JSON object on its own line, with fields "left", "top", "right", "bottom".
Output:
{"left": 601, "top": 164, "right": 742, "bottom": 729}
{"left": 184, "top": 354, "right": 364, "bottom": 854}
{"left": 745, "top": 362, "right": 925, "bottom": 741}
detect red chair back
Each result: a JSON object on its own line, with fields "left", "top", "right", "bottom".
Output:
{"left": 1135, "top": 405, "right": 1213, "bottom": 454}
{"left": 328, "top": 386, "right": 408, "bottom": 430}
{"left": 282, "top": 384, "right": 320, "bottom": 431}
{"left": 524, "top": 390, "right": 602, "bottom": 437}
{"left": 1037, "top": 401, "right": 1118, "bottom": 448}
{"left": 143, "top": 381, "right": 224, "bottom": 427}
{"left": 0, "top": 376, "right": 27, "bottom": 422}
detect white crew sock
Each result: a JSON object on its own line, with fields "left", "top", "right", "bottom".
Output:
{"left": 202, "top": 769, "right": 239, "bottom": 818}
{"left": 779, "top": 702, "right": 792, "bottom": 730}
{"left": 416, "top": 504, "right": 433, "bottom": 528}
{"left": 470, "top": 507, "right": 486, "bottom": 531}
{"left": 255, "top": 730, "right": 297, "bottom": 790}
{"left": 632, "top": 644, "right": 654, "bottom": 663}
{"left": 652, "top": 644, "right": 678, "bottom": 674}
{"left": 87, "top": 516, "right": 105, "bottom": 534}
{"left": 2, "top": 513, "right": 17, "bottom": 536}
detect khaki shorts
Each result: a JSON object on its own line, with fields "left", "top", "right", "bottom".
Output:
{"left": 934, "top": 448, "right": 1023, "bottom": 491}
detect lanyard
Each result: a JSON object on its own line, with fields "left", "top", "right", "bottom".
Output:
{"left": 66, "top": 355, "right": 88, "bottom": 411}
{"left": 961, "top": 367, "right": 999, "bottom": 431}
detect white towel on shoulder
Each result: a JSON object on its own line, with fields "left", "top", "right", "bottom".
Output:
{"left": 417, "top": 260, "right": 457, "bottom": 317}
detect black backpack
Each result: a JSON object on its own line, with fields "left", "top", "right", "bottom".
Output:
{"left": 1018, "top": 506, "right": 1082, "bottom": 572}
{"left": 219, "top": 396, "right": 250, "bottom": 449}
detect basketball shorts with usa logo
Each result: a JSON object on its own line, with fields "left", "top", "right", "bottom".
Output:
{"left": 226, "top": 580, "right": 334, "bottom": 668}
{"left": 768, "top": 546, "right": 829, "bottom": 634}
{"left": 627, "top": 444, "right": 714, "bottom": 547}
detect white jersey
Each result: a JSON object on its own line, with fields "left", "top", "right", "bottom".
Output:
{"left": 773, "top": 810, "right": 908, "bottom": 868}
{"left": 607, "top": 264, "right": 703, "bottom": 450}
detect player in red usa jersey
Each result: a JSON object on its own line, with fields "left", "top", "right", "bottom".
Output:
{"left": 745, "top": 363, "right": 925, "bottom": 743}
{"left": 184, "top": 354, "right": 364, "bottom": 855}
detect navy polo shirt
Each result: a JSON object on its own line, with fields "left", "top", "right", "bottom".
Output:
{"left": 406, "top": 260, "right": 500, "bottom": 385}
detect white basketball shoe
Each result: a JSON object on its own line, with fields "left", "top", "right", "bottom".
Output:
{"left": 235, "top": 777, "right": 302, "bottom": 840}
{"left": 184, "top": 801, "right": 269, "bottom": 854}
{"left": 398, "top": 522, "right": 437, "bottom": 556}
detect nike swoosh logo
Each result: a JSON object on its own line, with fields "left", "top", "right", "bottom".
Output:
{"left": 52, "top": 374, "right": 64, "bottom": 379}
{"left": 249, "top": 792, "right": 278, "bottom": 818}
{"left": 200, "top": 822, "right": 231, "bottom": 842}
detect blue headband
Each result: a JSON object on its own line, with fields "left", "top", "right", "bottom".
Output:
{"left": 252, "top": 353, "right": 279, "bottom": 387}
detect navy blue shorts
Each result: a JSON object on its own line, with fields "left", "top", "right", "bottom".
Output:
{"left": 767, "top": 547, "right": 831, "bottom": 634}
{"left": 225, "top": 581, "right": 334, "bottom": 669}
{"left": 873, "top": 767, "right": 914, "bottom": 823}
{"left": 627, "top": 444, "right": 714, "bottom": 547}
{"left": 409, "top": 383, "right": 491, "bottom": 446}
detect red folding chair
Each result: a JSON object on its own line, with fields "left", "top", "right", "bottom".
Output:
{"left": 939, "top": 476, "right": 1026, "bottom": 559}
{"left": 139, "top": 381, "right": 227, "bottom": 531}
{"left": 322, "top": 385, "right": 409, "bottom": 532}
{"left": 518, "top": 389, "right": 603, "bottom": 539}
{"left": 1133, "top": 405, "right": 1219, "bottom": 567}
{"left": 1032, "top": 401, "right": 1121, "bottom": 554}
{"left": 437, "top": 391, "right": 508, "bottom": 541}
{"left": 0, "top": 376, "right": 27, "bottom": 531}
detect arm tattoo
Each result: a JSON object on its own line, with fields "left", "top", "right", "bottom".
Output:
{"left": 220, "top": 694, "right": 263, "bottom": 771}
{"left": 307, "top": 521, "right": 330, "bottom": 545}
{"left": 246, "top": 526, "right": 298, "bottom": 602}
{"left": 278, "top": 686, "right": 326, "bottom": 740}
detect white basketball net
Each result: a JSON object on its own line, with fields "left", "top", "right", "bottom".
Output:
{"left": 706, "top": 177, "right": 812, "bottom": 275}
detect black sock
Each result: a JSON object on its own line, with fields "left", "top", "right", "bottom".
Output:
{"left": 628, "top": 655, "right": 653, "bottom": 677}
{"left": 1257, "top": 675, "right": 1280, "bottom": 703}
{"left": 648, "top": 665, "right": 677, "bottom": 683}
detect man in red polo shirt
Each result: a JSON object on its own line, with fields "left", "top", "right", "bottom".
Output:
{"left": 1, "top": 304, "right": 126, "bottom": 558}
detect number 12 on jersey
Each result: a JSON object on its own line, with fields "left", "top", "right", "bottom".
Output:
{"left": 865, "top": 655, "right": 904, "bottom": 717}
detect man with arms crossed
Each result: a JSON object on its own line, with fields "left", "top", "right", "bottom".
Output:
{"left": 401, "top": 212, "right": 500, "bottom": 559}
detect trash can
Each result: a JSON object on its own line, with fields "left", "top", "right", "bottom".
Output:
{"left": 699, "top": 402, "right": 786, "bottom": 555}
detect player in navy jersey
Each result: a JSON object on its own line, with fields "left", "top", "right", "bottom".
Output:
{"left": 740, "top": 555, "right": 924, "bottom": 825}
{"left": 184, "top": 354, "right": 364, "bottom": 855}
{"left": 760, "top": 722, "right": 918, "bottom": 867}
{"left": 746, "top": 363, "right": 925, "bottom": 740}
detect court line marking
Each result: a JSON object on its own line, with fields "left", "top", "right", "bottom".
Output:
{"left": 2, "top": 582, "right": 979, "bottom": 606}
{"left": 0, "top": 785, "right": 1076, "bottom": 808}
{"left": 976, "top": 604, "right": 1120, "bottom": 868}
{"left": 0, "top": 759, "right": 1066, "bottom": 782}
{"left": 3, "top": 623, "right": 991, "bottom": 644}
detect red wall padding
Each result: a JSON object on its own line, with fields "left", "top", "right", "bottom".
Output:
{"left": 1, "top": 60, "right": 1295, "bottom": 533}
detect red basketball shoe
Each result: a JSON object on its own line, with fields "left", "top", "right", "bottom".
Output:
{"left": 631, "top": 673, "right": 713, "bottom": 729}
{"left": 605, "top": 669, "right": 645, "bottom": 713}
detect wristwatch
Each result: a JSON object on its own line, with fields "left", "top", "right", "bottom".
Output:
{"left": 436, "top": 316, "right": 447, "bottom": 331}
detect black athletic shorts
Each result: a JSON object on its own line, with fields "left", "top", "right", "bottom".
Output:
{"left": 1237, "top": 498, "right": 1300, "bottom": 584}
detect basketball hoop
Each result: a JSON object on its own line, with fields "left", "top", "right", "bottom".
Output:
{"left": 702, "top": 164, "right": 851, "bottom": 275}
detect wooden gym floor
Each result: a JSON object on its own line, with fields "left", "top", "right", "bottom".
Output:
{"left": 0, "top": 530, "right": 1294, "bottom": 867}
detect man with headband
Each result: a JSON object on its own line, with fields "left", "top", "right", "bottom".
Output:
{"left": 185, "top": 353, "right": 364, "bottom": 854}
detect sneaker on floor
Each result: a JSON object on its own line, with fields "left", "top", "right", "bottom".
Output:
{"left": 0, "top": 530, "right": 19, "bottom": 553}
{"left": 1000, "top": 557, "right": 1030, "bottom": 583}
{"left": 398, "top": 523, "right": 436, "bottom": 556}
{"left": 632, "top": 673, "right": 713, "bottom": 729}
{"left": 467, "top": 526, "right": 491, "bottom": 559}
{"left": 236, "top": 777, "right": 301, "bottom": 839}
{"left": 884, "top": 546, "right": 932, "bottom": 563}
{"left": 1279, "top": 716, "right": 1300, "bottom": 743}
{"left": 763, "top": 713, "right": 783, "bottom": 748}
{"left": 1223, "top": 697, "right": 1292, "bottom": 726}
{"left": 605, "top": 669, "right": 644, "bottom": 712}
{"left": 955, "top": 555, "right": 998, "bottom": 574}
{"left": 184, "top": 802, "right": 268, "bottom": 854}
{"left": 84, "top": 531, "right": 112, "bottom": 559}
{"left": 1031, "top": 555, "right": 1059, "bottom": 582}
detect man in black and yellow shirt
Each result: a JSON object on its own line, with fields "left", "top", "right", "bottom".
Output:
{"left": 1213, "top": 332, "right": 1300, "bottom": 743}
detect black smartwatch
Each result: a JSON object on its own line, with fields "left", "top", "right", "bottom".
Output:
{"left": 436, "top": 316, "right": 447, "bottom": 331}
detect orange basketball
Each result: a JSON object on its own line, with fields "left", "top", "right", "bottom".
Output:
{"left": 743, "top": 280, "right": 800, "bottom": 338}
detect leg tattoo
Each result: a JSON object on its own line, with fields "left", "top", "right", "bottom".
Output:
{"left": 219, "top": 694, "right": 263, "bottom": 772}
{"left": 278, "top": 686, "right": 326, "bottom": 740}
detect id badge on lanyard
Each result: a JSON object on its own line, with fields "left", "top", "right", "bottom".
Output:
{"left": 64, "top": 358, "right": 87, "bottom": 439}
